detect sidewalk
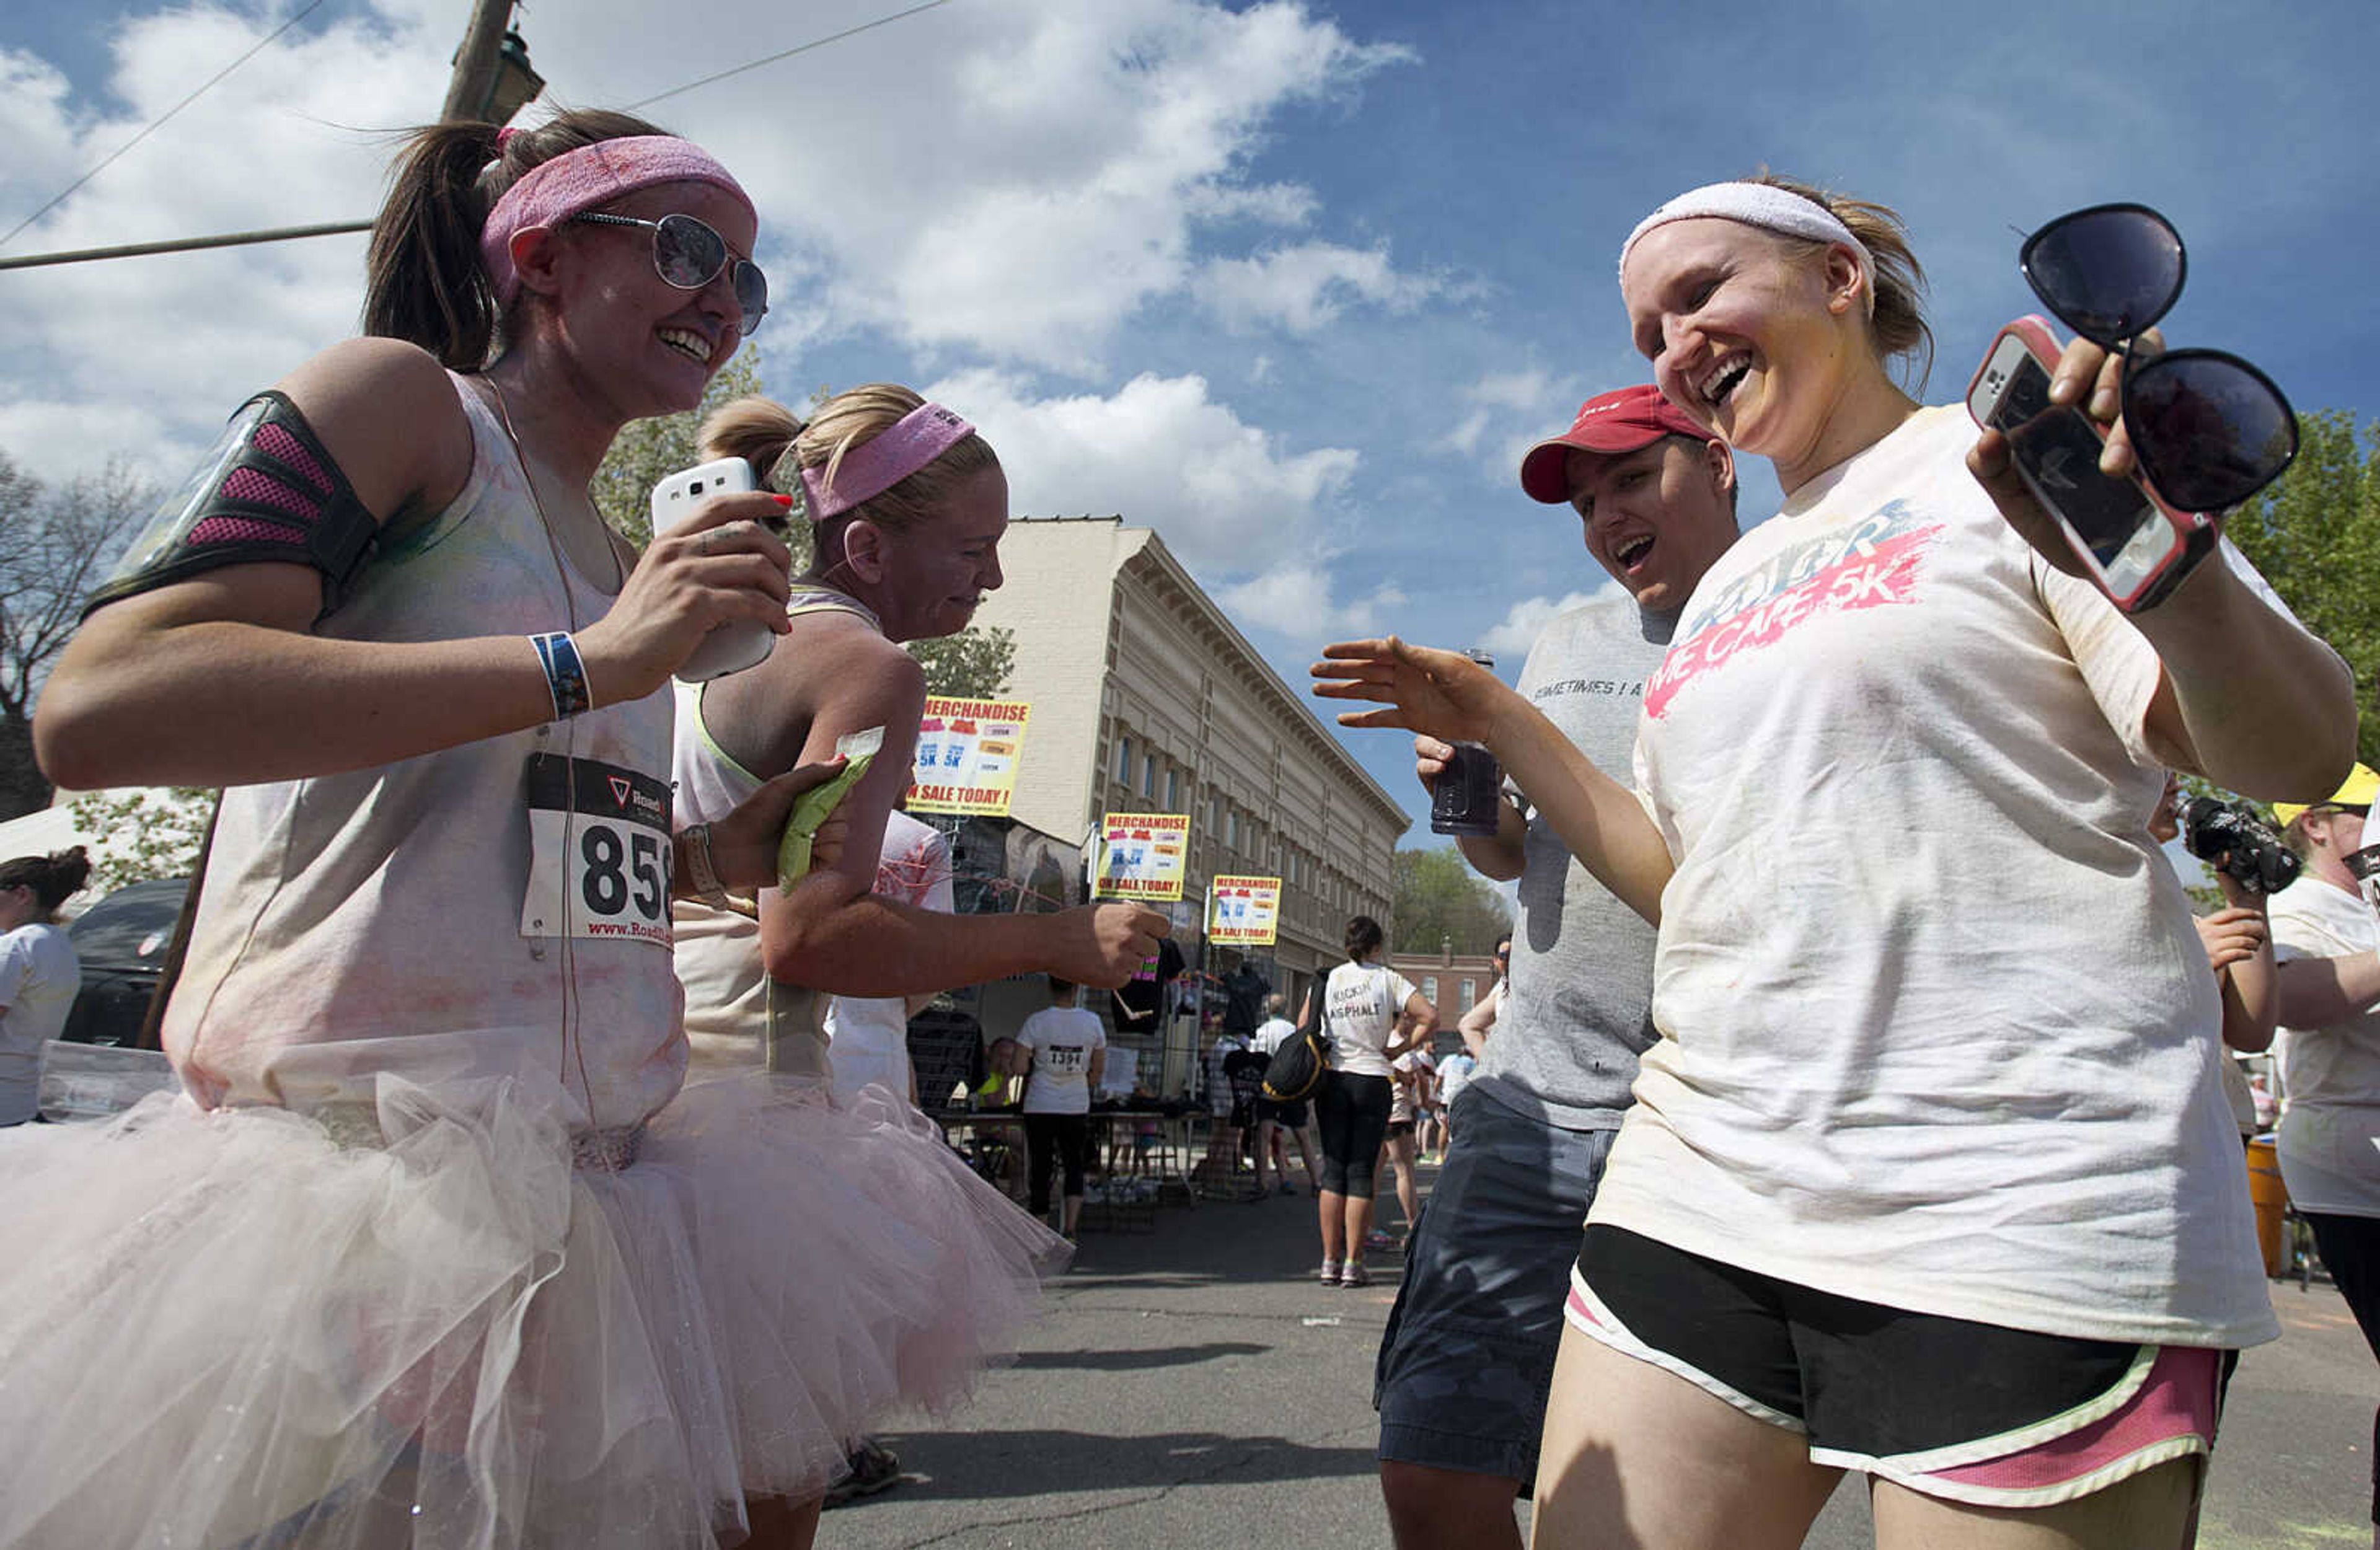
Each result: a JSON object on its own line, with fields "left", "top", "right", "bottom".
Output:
{"left": 818, "top": 1158, "right": 2378, "bottom": 1549}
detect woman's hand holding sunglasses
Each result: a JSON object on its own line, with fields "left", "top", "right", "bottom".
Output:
{"left": 575, "top": 491, "right": 795, "bottom": 703}
{"left": 1968, "top": 325, "right": 2164, "bottom": 584}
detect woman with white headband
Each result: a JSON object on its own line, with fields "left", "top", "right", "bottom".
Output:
{"left": 2, "top": 110, "right": 923, "bottom": 1550}
{"left": 1317, "top": 174, "right": 2352, "bottom": 1548}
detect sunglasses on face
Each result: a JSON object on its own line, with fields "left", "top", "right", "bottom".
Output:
{"left": 2019, "top": 204, "right": 2296, "bottom": 514}
{"left": 570, "top": 211, "right": 769, "bottom": 337}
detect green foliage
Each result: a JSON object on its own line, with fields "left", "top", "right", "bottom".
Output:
{"left": 68, "top": 786, "right": 215, "bottom": 891}
{"left": 909, "top": 626, "right": 1016, "bottom": 698}
{"left": 1390, "top": 845, "right": 1511, "bottom": 955}
{"left": 588, "top": 350, "right": 806, "bottom": 563}
{"left": 2225, "top": 409, "right": 2380, "bottom": 767}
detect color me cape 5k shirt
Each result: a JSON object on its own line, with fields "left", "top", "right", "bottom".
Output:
{"left": 1588, "top": 405, "right": 2290, "bottom": 1349}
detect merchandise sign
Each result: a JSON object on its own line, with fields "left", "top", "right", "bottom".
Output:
{"left": 1093, "top": 812, "right": 1190, "bottom": 901}
{"left": 1207, "top": 874, "right": 1281, "bottom": 946}
{"left": 907, "top": 697, "right": 1032, "bottom": 816}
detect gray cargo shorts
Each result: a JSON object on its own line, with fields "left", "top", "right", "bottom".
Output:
{"left": 1373, "top": 1086, "right": 1616, "bottom": 1491}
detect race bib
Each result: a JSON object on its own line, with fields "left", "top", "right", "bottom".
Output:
{"left": 1042, "top": 1043, "right": 1091, "bottom": 1076}
{"left": 521, "top": 754, "right": 674, "bottom": 946}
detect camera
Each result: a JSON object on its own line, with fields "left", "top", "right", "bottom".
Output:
{"left": 2180, "top": 796, "right": 2301, "bottom": 896}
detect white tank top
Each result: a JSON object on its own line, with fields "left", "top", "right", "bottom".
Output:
{"left": 165, "top": 375, "right": 684, "bottom": 1130}
{"left": 669, "top": 583, "right": 882, "bottom": 1078}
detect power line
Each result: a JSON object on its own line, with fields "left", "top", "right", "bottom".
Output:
{"left": 0, "top": 0, "right": 333, "bottom": 252}
{"left": 0, "top": 220, "right": 372, "bottom": 273}
{"left": 628, "top": 0, "right": 954, "bottom": 109}
{"left": 0, "top": 0, "right": 959, "bottom": 272}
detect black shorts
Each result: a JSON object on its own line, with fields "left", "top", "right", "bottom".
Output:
{"left": 1385, "top": 1118, "right": 1416, "bottom": 1140}
{"left": 1567, "top": 1225, "right": 2228, "bottom": 1508}
{"left": 1255, "top": 1098, "right": 1308, "bottom": 1128}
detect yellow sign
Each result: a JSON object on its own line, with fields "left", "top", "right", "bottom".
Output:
{"left": 1208, "top": 875, "right": 1281, "bottom": 946}
{"left": 907, "top": 697, "right": 1032, "bottom": 816}
{"left": 1094, "top": 812, "right": 1191, "bottom": 901}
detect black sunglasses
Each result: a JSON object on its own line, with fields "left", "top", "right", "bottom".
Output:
{"left": 2019, "top": 203, "right": 2296, "bottom": 513}
{"left": 570, "top": 211, "right": 769, "bottom": 337}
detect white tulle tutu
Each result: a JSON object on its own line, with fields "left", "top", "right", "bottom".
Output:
{"left": 0, "top": 1070, "right": 1065, "bottom": 1549}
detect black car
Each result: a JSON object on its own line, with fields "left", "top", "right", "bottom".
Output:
{"left": 58, "top": 876, "right": 190, "bottom": 1048}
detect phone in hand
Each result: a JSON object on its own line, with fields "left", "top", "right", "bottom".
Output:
{"left": 649, "top": 457, "right": 778, "bottom": 681}
{"left": 1967, "top": 315, "right": 2216, "bottom": 612}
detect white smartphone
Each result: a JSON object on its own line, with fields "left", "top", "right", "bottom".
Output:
{"left": 1965, "top": 315, "right": 2215, "bottom": 613}
{"left": 649, "top": 457, "right": 778, "bottom": 682}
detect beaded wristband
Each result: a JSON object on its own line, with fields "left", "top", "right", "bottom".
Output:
{"left": 529, "top": 631, "right": 594, "bottom": 720}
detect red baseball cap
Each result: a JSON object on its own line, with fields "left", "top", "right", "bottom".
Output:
{"left": 1518, "top": 384, "right": 1709, "bottom": 504}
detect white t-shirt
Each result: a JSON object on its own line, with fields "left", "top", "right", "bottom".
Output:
{"left": 1323, "top": 961, "right": 1417, "bottom": 1080}
{"left": 822, "top": 812, "right": 954, "bottom": 1103}
{"left": 1590, "top": 405, "right": 2295, "bottom": 1349}
{"left": 0, "top": 923, "right": 79, "bottom": 1127}
{"left": 1251, "top": 1015, "right": 1298, "bottom": 1055}
{"left": 1437, "top": 1050, "right": 1478, "bottom": 1107}
{"left": 2268, "top": 878, "right": 2380, "bottom": 1217}
{"left": 1016, "top": 1006, "right": 1105, "bottom": 1116}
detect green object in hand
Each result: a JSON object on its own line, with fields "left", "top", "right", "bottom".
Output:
{"left": 778, "top": 726, "right": 883, "bottom": 887}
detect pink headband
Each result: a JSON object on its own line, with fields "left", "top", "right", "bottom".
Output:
{"left": 479, "top": 134, "right": 755, "bottom": 306}
{"left": 800, "top": 403, "right": 977, "bottom": 521}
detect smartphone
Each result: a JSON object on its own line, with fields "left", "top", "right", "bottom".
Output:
{"left": 649, "top": 457, "right": 777, "bottom": 682}
{"left": 1967, "top": 315, "right": 2216, "bottom": 613}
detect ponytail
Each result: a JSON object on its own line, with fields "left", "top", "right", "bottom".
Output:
{"left": 0, "top": 846, "right": 90, "bottom": 919}
{"left": 699, "top": 396, "right": 808, "bottom": 491}
{"left": 363, "top": 108, "right": 676, "bottom": 371}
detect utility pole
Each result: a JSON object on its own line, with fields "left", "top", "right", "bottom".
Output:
{"left": 441, "top": 0, "right": 515, "bottom": 123}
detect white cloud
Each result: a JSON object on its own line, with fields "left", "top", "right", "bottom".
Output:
{"left": 1476, "top": 588, "right": 1615, "bottom": 659}
{"left": 1194, "top": 241, "right": 1437, "bottom": 335}
{"left": 927, "top": 365, "right": 1356, "bottom": 576}
{"left": 1214, "top": 564, "right": 1405, "bottom": 638}
{"left": 0, "top": 0, "right": 1426, "bottom": 482}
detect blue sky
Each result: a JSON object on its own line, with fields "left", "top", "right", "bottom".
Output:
{"left": 3, "top": 0, "right": 2375, "bottom": 839}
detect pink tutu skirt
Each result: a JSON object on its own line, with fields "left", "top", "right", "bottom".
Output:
{"left": 0, "top": 1070, "right": 1065, "bottom": 1549}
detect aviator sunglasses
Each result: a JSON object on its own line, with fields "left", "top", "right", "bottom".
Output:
{"left": 2019, "top": 203, "right": 2296, "bottom": 513}
{"left": 570, "top": 211, "right": 769, "bottom": 337}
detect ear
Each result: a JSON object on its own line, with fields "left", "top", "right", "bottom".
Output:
{"left": 842, "top": 517, "right": 890, "bottom": 584}
{"left": 509, "top": 225, "right": 566, "bottom": 305}
{"left": 1823, "top": 244, "right": 1866, "bottom": 318}
{"left": 1701, "top": 436, "right": 1735, "bottom": 498}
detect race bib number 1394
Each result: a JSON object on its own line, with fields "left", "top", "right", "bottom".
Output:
{"left": 522, "top": 754, "right": 674, "bottom": 946}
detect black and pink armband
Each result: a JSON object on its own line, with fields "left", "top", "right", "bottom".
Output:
{"left": 84, "top": 391, "right": 381, "bottom": 622}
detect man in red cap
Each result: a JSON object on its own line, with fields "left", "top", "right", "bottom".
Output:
{"left": 1374, "top": 385, "right": 1737, "bottom": 1550}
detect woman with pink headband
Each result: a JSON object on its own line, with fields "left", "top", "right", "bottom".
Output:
{"left": 1318, "top": 174, "right": 2353, "bottom": 1548}
{"left": 661, "top": 387, "right": 1171, "bottom": 1518}
{"left": 674, "top": 387, "right": 1168, "bottom": 1070}
{"left": 1, "top": 110, "right": 935, "bottom": 1550}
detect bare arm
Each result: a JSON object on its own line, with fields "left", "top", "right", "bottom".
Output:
{"left": 2276, "top": 951, "right": 2380, "bottom": 1032}
{"left": 1968, "top": 333, "right": 2355, "bottom": 802}
{"left": 743, "top": 636, "right": 1165, "bottom": 995}
{"left": 35, "top": 339, "right": 795, "bottom": 790}
{"left": 1457, "top": 984, "right": 1499, "bottom": 1057}
{"left": 1088, "top": 1044, "right": 1107, "bottom": 1091}
{"left": 1317, "top": 640, "right": 1672, "bottom": 923}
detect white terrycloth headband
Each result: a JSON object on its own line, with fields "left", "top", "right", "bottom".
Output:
{"left": 1619, "top": 180, "right": 1874, "bottom": 315}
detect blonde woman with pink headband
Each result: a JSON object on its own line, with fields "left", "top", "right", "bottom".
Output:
{"left": 1, "top": 112, "right": 937, "bottom": 1550}
{"left": 1318, "top": 175, "right": 2353, "bottom": 1549}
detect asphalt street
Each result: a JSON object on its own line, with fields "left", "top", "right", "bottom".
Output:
{"left": 817, "top": 1155, "right": 2378, "bottom": 1550}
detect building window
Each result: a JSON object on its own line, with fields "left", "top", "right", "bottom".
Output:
{"left": 1226, "top": 809, "right": 1238, "bottom": 848}
{"left": 1142, "top": 755, "right": 1157, "bottom": 799}
{"left": 1115, "top": 734, "right": 1132, "bottom": 786}
{"left": 1421, "top": 975, "right": 1439, "bottom": 1005}
{"left": 1207, "top": 791, "right": 1219, "bottom": 830}
{"left": 1165, "top": 768, "right": 1179, "bottom": 811}
{"left": 1460, "top": 977, "right": 1476, "bottom": 1008}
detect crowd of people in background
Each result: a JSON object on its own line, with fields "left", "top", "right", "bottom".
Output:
{"left": 0, "top": 97, "right": 2376, "bottom": 1550}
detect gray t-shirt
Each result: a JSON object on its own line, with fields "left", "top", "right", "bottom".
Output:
{"left": 1467, "top": 592, "right": 1672, "bottom": 1131}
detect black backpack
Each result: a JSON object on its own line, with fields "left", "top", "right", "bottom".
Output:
{"left": 1259, "top": 993, "right": 1328, "bottom": 1103}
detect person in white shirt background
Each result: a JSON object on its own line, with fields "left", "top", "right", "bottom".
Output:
{"left": 0, "top": 847, "right": 89, "bottom": 1129}
{"left": 1252, "top": 991, "right": 1321, "bottom": 1194}
{"left": 2268, "top": 764, "right": 2380, "bottom": 1545}
{"left": 1011, "top": 974, "right": 1108, "bottom": 1240}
